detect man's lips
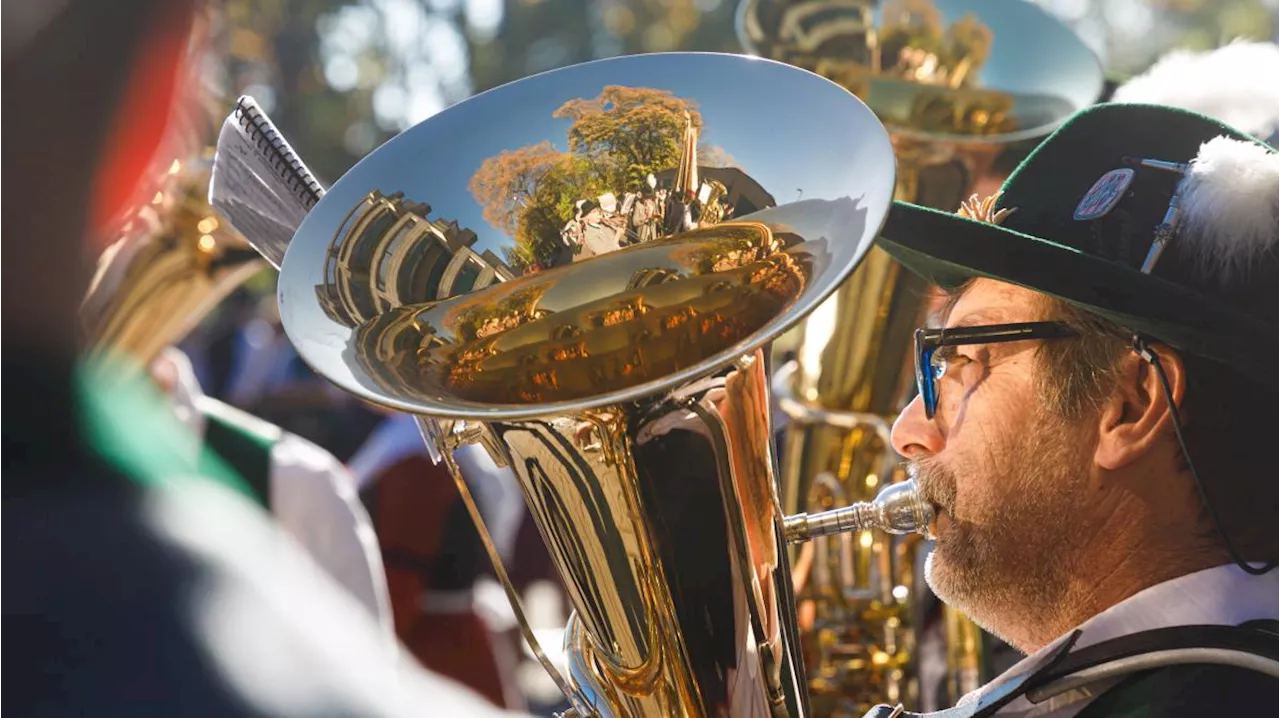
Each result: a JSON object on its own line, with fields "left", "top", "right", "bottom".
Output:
{"left": 928, "top": 502, "right": 950, "bottom": 540}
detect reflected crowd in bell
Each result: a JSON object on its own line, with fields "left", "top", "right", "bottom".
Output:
{"left": 308, "top": 98, "right": 824, "bottom": 408}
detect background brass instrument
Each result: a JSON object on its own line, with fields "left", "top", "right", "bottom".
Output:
{"left": 80, "top": 13, "right": 267, "bottom": 374}
{"left": 735, "top": 1, "right": 1103, "bottom": 713}
{"left": 81, "top": 152, "right": 266, "bottom": 370}
{"left": 274, "top": 52, "right": 903, "bottom": 717}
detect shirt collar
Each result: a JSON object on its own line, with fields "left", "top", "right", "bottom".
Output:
{"left": 966, "top": 563, "right": 1279, "bottom": 713}
{"left": 1068, "top": 562, "right": 1279, "bottom": 650}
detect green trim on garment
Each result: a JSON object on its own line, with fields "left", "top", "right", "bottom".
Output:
{"left": 199, "top": 398, "right": 278, "bottom": 509}
{"left": 75, "top": 358, "right": 254, "bottom": 500}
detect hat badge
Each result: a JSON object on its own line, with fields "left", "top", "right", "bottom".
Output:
{"left": 1073, "top": 168, "right": 1135, "bottom": 221}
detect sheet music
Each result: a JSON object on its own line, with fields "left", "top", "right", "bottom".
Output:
{"left": 208, "top": 97, "right": 326, "bottom": 269}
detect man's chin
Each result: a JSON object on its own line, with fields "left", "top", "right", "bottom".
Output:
{"left": 923, "top": 550, "right": 1008, "bottom": 644}
{"left": 923, "top": 543, "right": 981, "bottom": 615}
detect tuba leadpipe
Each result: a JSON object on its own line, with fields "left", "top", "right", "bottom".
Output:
{"left": 784, "top": 479, "right": 933, "bottom": 544}
{"left": 737, "top": 0, "right": 1104, "bottom": 711}
{"left": 273, "top": 52, "right": 900, "bottom": 718}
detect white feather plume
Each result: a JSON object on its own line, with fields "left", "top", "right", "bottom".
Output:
{"left": 1113, "top": 41, "right": 1280, "bottom": 141}
{"left": 1176, "top": 136, "right": 1279, "bottom": 285}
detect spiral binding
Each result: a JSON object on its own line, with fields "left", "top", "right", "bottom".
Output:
{"left": 232, "top": 96, "right": 324, "bottom": 210}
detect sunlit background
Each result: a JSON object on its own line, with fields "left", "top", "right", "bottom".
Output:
{"left": 214, "top": 0, "right": 1279, "bottom": 185}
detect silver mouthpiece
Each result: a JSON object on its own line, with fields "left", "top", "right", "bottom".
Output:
{"left": 782, "top": 479, "right": 934, "bottom": 543}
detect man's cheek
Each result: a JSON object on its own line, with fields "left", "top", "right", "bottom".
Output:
{"left": 952, "top": 471, "right": 1008, "bottom": 527}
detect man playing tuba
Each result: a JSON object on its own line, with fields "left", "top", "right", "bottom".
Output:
{"left": 866, "top": 103, "right": 1278, "bottom": 716}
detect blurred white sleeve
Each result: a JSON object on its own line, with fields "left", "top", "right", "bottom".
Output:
{"left": 147, "top": 477, "right": 529, "bottom": 717}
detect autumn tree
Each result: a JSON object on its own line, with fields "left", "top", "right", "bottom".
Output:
{"left": 469, "top": 143, "right": 607, "bottom": 272}
{"left": 470, "top": 85, "right": 702, "bottom": 272}
{"left": 469, "top": 141, "right": 564, "bottom": 237}
{"left": 554, "top": 85, "right": 702, "bottom": 191}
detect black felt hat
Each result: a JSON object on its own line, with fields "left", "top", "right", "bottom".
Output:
{"left": 877, "top": 103, "right": 1279, "bottom": 382}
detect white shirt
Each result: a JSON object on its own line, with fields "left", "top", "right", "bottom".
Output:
{"left": 962, "top": 563, "right": 1279, "bottom": 716}
{"left": 348, "top": 413, "right": 430, "bottom": 492}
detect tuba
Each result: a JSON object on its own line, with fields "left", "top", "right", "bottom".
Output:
{"left": 736, "top": 0, "right": 1103, "bottom": 713}
{"left": 273, "top": 52, "right": 925, "bottom": 717}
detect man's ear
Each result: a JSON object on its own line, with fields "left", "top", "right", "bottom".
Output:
{"left": 1094, "top": 344, "right": 1187, "bottom": 470}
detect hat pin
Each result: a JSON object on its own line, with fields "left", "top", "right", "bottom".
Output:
{"left": 1121, "top": 156, "right": 1193, "bottom": 274}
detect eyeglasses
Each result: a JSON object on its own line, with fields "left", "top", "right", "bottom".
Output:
{"left": 914, "top": 321, "right": 1078, "bottom": 419}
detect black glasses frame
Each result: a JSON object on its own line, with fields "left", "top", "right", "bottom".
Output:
{"left": 914, "top": 321, "right": 1078, "bottom": 419}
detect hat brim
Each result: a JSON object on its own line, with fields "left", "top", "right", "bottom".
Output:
{"left": 877, "top": 200, "right": 1275, "bottom": 379}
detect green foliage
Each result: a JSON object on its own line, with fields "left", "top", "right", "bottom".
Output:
{"left": 469, "top": 144, "right": 603, "bottom": 272}
{"left": 518, "top": 153, "right": 607, "bottom": 268}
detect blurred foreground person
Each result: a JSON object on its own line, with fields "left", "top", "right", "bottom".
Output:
{"left": 68, "top": 0, "right": 392, "bottom": 638}
{"left": 2, "top": 2, "right": 524, "bottom": 714}
{"left": 866, "top": 103, "right": 1277, "bottom": 717}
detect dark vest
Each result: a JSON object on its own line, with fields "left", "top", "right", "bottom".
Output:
{"left": 1074, "top": 619, "right": 1278, "bottom": 718}
{"left": 862, "top": 620, "right": 1278, "bottom": 718}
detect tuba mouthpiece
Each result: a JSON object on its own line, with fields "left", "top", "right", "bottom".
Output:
{"left": 782, "top": 479, "right": 934, "bottom": 543}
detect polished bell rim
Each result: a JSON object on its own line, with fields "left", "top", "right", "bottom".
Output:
{"left": 277, "top": 51, "right": 896, "bottom": 420}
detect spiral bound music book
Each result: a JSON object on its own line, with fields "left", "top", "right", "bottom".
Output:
{"left": 209, "top": 96, "right": 325, "bottom": 269}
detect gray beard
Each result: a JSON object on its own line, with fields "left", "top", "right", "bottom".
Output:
{"left": 915, "top": 408, "right": 1095, "bottom": 651}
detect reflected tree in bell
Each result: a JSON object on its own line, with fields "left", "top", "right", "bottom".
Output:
{"left": 556, "top": 85, "right": 704, "bottom": 191}
{"left": 469, "top": 86, "right": 704, "bottom": 273}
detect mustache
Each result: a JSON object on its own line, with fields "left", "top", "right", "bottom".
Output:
{"left": 908, "top": 457, "right": 957, "bottom": 516}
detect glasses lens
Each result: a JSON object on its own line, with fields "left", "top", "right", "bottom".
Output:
{"left": 931, "top": 352, "right": 947, "bottom": 382}
{"left": 913, "top": 327, "right": 937, "bottom": 419}
{"left": 920, "top": 346, "right": 937, "bottom": 418}
{"left": 913, "top": 330, "right": 926, "bottom": 404}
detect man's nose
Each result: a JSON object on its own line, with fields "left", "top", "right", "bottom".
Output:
{"left": 891, "top": 394, "right": 943, "bottom": 458}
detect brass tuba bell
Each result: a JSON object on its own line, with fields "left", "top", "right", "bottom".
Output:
{"left": 736, "top": 0, "right": 1103, "bottom": 713}
{"left": 274, "top": 52, "right": 905, "bottom": 717}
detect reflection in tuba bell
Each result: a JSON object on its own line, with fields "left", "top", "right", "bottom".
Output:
{"left": 736, "top": 0, "right": 1103, "bottom": 713}
{"left": 274, "top": 52, "right": 911, "bottom": 717}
